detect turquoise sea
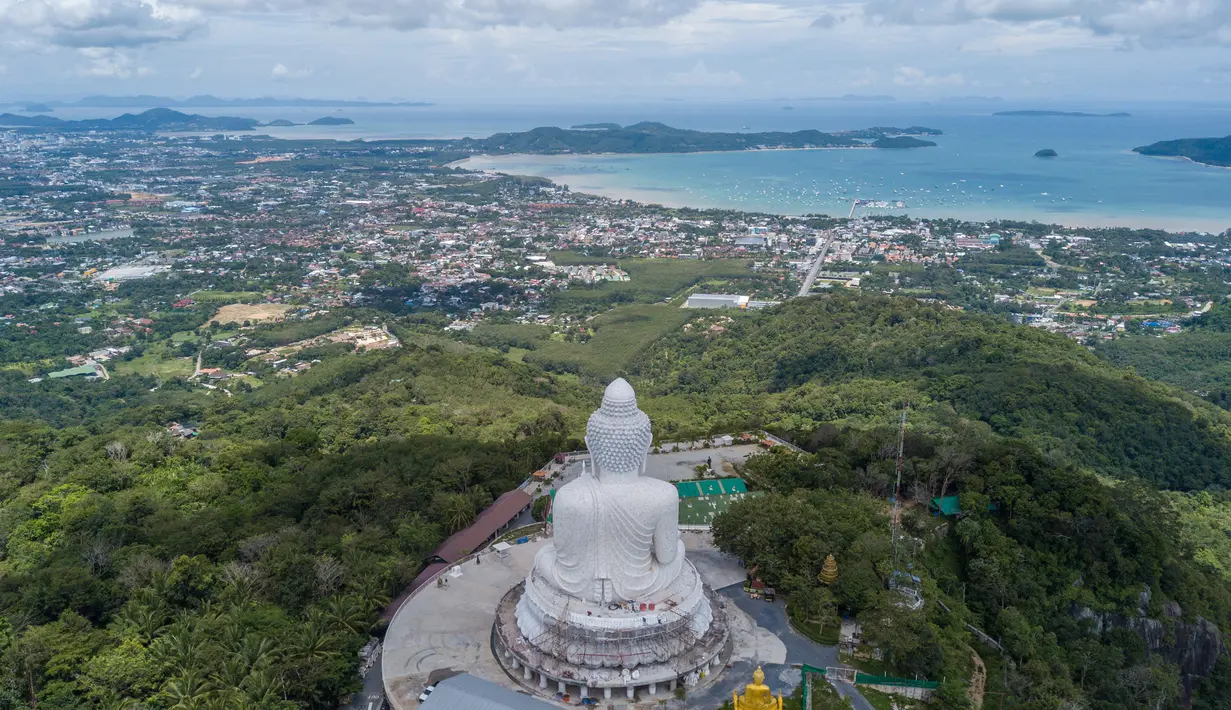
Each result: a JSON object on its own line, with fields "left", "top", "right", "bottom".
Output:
{"left": 56, "top": 100, "right": 1231, "bottom": 231}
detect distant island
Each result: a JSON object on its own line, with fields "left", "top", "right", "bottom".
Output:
{"left": 1133, "top": 136, "right": 1231, "bottom": 168}
{"left": 21, "top": 103, "right": 53, "bottom": 113}
{"left": 0, "top": 108, "right": 361, "bottom": 133}
{"left": 307, "top": 116, "right": 355, "bottom": 126}
{"left": 0, "top": 108, "right": 260, "bottom": 132}
{"left": 1035, "top": 149, "right": 1059, "bottom": 158}
{"left": 39, "top": 95, "right": 431, "bottom": 109}
{"left": 995, "top": 110, "right": 1131, "bottom": 117}
{"left": 457, "top": 122, "right": 942, "bottom": 155}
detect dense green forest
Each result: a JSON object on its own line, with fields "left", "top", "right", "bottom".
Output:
{"left": 0, "top": 337, "right": 586, "bottom": 709}
{"left": 1099, "top": 301, "right": 1231, "bottom": 410}
{"left": 715, "top": 440, "right": 1230, "bottom": 709}
{"left": 2, "top": 292, "right": 1230, "bottom": 709}
{"left": 633, "top": 293, "right": 1231, "bottom": 490}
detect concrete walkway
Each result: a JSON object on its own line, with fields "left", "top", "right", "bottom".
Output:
{"left": 687, "top": 586, "right": 874, "bottom": 710}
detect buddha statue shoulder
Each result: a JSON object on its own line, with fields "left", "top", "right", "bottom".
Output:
{"left": 531, "top": 378, "right": 685, "bottom": 604}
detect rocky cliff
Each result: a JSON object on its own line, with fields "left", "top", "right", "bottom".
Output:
{"left": 1072, "top": 589, "right": 1225, "bottom": 704}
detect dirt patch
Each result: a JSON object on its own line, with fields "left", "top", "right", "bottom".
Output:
{"left": 969, "top": 648, "right": 986, "bottom": 708}
{"left": 212, "top": 303, "right": 292, "bottom": 324}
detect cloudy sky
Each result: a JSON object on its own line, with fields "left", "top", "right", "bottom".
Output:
{"left": 1, "top": 0, "right": 1230, "bottom": 101}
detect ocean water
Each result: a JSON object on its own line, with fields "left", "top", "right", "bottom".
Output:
{"left": 48, "top": 100, "right": 1231, "bottom": 231}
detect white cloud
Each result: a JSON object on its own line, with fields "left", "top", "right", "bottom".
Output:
{"left": 183, "top": 0, "right": 703, "bottom": 30}
{"left": 863, "top": 0, "right": 1231, "bottom": 47}
{"left": 0, "top": 0, "right": 203, "bottom": 48}
{"left": 893, "top": 65, "right": 966, "bottom": 87}
{"left": 271, "top": 61, "right": 311, "bottom": 79}
{"left": 188, "top": 66, "right": 203, "bottom": 78}
{"left": 666, "top": 60, "right": 743, "bottom": 86}
{"left": 76, "top": 47, "right": 153, "bottom": 77}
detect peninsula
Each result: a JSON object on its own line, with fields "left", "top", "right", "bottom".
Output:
{"left": 1133, "top": 136, "right": 1231, "bottom": 168}
{"left": 995, "top": 110, "right": 1131, "bottom": 117}
{"left": 452, "top": 121, "right": 941, "bottom": 155}
{"left": 0, "top": 108, "right": 260, "bottom": 132}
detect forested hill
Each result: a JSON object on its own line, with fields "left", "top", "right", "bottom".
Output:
{"left": 0, "top": 336, "right": 589, "bottom": 710}
{"left": 1098, "top": 301, "right": 1231, "bottom": 410}
{"left": 451, "top": 122, "right": 942, "bottom": 155}
{"left": 633, "top": 292, "right": 1231, "bottom": 490}
{"left": 1134, "top": 136, "right": 1231, "bottom": 168}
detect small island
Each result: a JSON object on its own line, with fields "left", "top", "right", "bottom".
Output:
{"left": 995, "top": 110, "right": 1131, "bottom": 117}
{"left": 1035, "top": 149, "right": 1059, "bottom": 158}
{"left": 308, "top": 116, "right": 355, "bottom": 126}
{"left": 873, "top": 136, "right": 937, "bottom": 149}
{"left": 1133, "top": 136, "right": 1231, "bottom": 168}
{"left": 264, "top": 119, "right": 300, "bottom": 127}
{"left": 22, "top": 103, "right": 53, "bottom": 113}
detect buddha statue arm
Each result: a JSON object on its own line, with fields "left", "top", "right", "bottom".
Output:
{"left": 653, "top": 497, "right": 680, "bottom": 566}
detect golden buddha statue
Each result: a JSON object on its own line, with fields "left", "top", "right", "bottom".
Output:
{"left": 733, "top": 666, "right": 782, "bottom": 710}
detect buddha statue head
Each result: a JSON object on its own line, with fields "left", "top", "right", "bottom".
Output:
{"left": 586, "top": 378, "right": 653, "bottom": 477}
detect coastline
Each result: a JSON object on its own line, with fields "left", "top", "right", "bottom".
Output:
{"left": 444, "top": 144, "right": 886, "bottom": 169}
{"left": 1136, "top": 153, "right": 1231, "bottom": 171}
{"left": 456, "top": 152, "right": 1231, "bottom": 233}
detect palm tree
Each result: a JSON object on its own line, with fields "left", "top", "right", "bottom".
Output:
{"left": 210, "top": 658, "right": 249, "bottom": 692}
{"left": 290, "top": 618, "right": 338, "bottom": 664}
{"left": 161, "top": 669, "right": 210, "bottom": 710}
{"left": 443, "top": 493, "right": 476, "bottom": 532}
{"left": 323, "top": 595, "right": 370, "bottom": 636}
{"left": 233, "top": 635, "right": 278, "bottom": 670}
{"left": 242, "top": 669, "right": 287, "bottom": 707}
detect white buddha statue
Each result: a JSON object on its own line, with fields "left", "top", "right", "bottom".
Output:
{"left": 532, "top": 378, "right": 685, "bottom": 603}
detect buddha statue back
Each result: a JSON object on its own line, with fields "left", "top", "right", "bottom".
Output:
{"left": 531, "top": 378, "right": 686, "bottom": 603}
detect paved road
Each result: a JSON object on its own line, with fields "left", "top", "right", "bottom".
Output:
{"left": 687, "top": 585, "right": 874, "bottom": 710}
{"left": 797, "top": 233, "right": 837, "bottom": 298}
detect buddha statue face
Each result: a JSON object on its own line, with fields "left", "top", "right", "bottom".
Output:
{"left": 585, "top": 378, "right": 653, "bottom": 478}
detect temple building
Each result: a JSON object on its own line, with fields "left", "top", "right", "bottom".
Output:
{"left": 494, "top": 379, "right": 728, "bottom": 701}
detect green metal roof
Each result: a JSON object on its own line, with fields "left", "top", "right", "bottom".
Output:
{"left": 47, "top": 364, "right": 97, "bottom": 379}
{"left": 676, "top": 478, "right": 747, "bottom": 497}
{"left": 931, "top": 495, "right": 962, "bottom": 516}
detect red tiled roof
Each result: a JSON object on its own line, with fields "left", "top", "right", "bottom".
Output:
{"left": 434, "top": 488, "right": 532, "bottom": 563}
{"left": 379, "top": 487, "right": 533, "bottom": 622}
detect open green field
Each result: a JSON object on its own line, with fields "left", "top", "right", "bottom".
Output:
{"left": 191, "top": 290, "right": 264, "bottom": 303}
{"left": 113, "top": 349, "right": 196, "bottom": 378}
{"left": 524, "top": 304, "right": 694, "bottom": 381}
{"left": 548, "top": 255, "right": 759, "bottom": 307}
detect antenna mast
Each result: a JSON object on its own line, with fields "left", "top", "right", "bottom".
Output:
{"left": 891, "top": 402, "right": 909, "bottom": 570}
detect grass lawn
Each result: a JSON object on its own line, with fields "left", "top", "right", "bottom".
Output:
{"left": 171, "top": 330, "right": 199, "bottom": 343}
{"left": 787, "top": 604, "right": 841, "bottom": 645}
{"left": 114, "top": 350, "right": 196, "bottom": 378}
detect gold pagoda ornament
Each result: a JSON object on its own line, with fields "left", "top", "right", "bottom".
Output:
{"left": 733, "top": 666, "right": 783, "bottom": 710}
{"left": 819, "top": 554, "right": 838, "bottom": 586}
